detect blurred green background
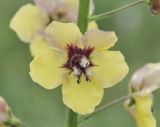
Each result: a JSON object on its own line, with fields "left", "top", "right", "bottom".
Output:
{"left": 0, "top": 0, "right": 160, "bottom": 127}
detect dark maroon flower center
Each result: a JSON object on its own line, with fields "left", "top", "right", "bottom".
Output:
{"left": 63, "top": 44, "right": 94, "bottom": 84}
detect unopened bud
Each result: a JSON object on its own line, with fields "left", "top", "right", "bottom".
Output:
{"left": 124, "top": 95, "right": 156, "bottom": 127}
{"left": 0, "top": 97, "right": 9, "bottom": 123}
{"left": 129, "top": 63, "right": 160, "bottom": 96}
{"left": 0, "top": 97, "right": 25, "bottom": 127}
{"left": 148, "top": 0, "right": 160, "bottom": 15}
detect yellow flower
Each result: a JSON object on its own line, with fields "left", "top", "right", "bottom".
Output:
{"left": 29, "top": 21, "right": 98, "bottom": 57}
{"left": 124, "top": 63, "right": 160, "bottom": 127}
{"left": 30, "top": 21, "right": 129, "bottom": 114}
{"left": 10, "top": 0, "right": 95, "bottom": 43}
{"left": 10, "top": 4, "right": 49, "bottom": 42}
{"left": 35, "top": 0, "right": 95, "bottom": 22}
{"left": 125, "top": 95, "right": 156, "bottom": 127}
{"left": 10, "top": 0, "right": 97, "bottom": 58}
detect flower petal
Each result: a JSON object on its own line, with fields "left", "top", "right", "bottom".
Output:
{"left": 83, "top": 29, "right": 118, "bottom": 50}
{"left": 64, "top": 0, "right": 79, "bottom": 12}
{"left": 91, "top": 51, "right": 129, "bottom": 88}
{"left": 63, "top": 0, "right": 94, "bottom": 22}
{"left": 30, "top": 49, "right": 67, "bottom": 89}
{"left": 88, "top": 21, "right": 98, "bottom": 30}
{"left": 10, "top": 4, "right": 49, "bottom": 42}
{"left": 64, "top": 0, "right": 95, "bottom": 14}
{"left": 34, "top": 0, "right": 58, "bottom": 14}
{"left": 29, "top": 36, "right": 52, "bottom": 57}
{"left": 46, "top": 21, "right": 82, "bottom": 50}
{"left": 62, "top": 75, "right": 104, "bottom": 114}
{"left": 89, "top": 0, "right": 95, "bottom": 15}
{"left": 142, "top": 70, "right": 160, "bottom": 95}
{"left": 63, "top": 0, "right": 79, "bottom": 22}
{"left": 129, "top": 63, "right": 160, "bottom": 94}
{"left": 134, "top": 96, "right": 156, "bottom": 127}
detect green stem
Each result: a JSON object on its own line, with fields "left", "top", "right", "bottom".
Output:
{"left": 79, "top": 92, "right": 140, "bottom": 123}
{"left": 64, "top": 0, "right": 89, "bottom": 127}
{"left": 90, "top": 0, "right": 145, "bottom": 21}
{"left": 65, "top": 109, "right": 78, "bottom": 127}
{"left": 77, "top": 0, "right": 90, "bottom": 34}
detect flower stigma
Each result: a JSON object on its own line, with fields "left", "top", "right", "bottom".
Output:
{"left": 63, "top": 44, "right": 94, "bottom": 84}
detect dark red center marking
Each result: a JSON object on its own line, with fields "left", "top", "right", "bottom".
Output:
{"left": 63, "top": 44, "right": 94, "bottom": 84}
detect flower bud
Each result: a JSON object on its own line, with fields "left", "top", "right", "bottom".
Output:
{"left": 129, "top": 63, "right": 160, "bottom": 96}
{"left": 148, "top": 0, "right": 160, "bottom": 15}
{"left": 0, "top": 97, "right": 9, "bottom": 123}
{"left": 124, "top": 63, "right": 160, "bottom": 127}
{"left": 124, "top": 95, "right": 156, "bottom": 127}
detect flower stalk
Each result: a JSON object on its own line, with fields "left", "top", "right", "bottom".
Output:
{"left": 4, "top": 116, "right": 26, "bottom": 127}
{"left": 65, "top": 109, "right": 78, "bottom": 127}
{"left": 77, "top": 0, "right": 90, "bottom": 34}
{"left": 0, "top": 96, "right": 26, "bottom": 127}
{"left": 65, "top": 0, "right": 90, "bottom": 127}
{"left": 90, "top": 0, "right": 145, "bottom": 21}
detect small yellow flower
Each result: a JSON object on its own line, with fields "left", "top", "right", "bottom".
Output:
{"left": 30, "top": 21, "right": 129, "bottom": 114}
{"left": 125, "top": 95, "right": 156, "bottom": 127}
{"left": 10, "top": 0, "right": 95, "bottom": 43}
{"left": 10, "top": 4, "right": 49, "bottom": 42}
{"left": 10, "top": 0, "right": 97, "bottom": 58}
{"left": 29, "top": 21, "right": 98, "bottom": 57}
{"left": 35, "top": 0, "right": 95, "bottom": 22}
{"left": 124, "top": 63, "right": 160, "bottom": 127}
